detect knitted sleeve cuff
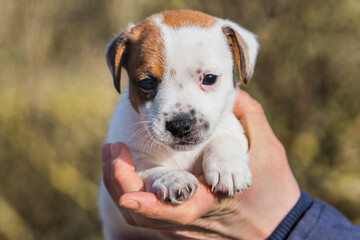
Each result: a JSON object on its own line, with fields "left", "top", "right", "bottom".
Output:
{"left": 267, "top": 191, "right": 313, "bottom": 240}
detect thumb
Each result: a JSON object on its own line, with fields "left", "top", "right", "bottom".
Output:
{"left": 102, "top": 142, "right": 144, "bottom": 202}
{"left": 119, "top": 182, "right": 217, "bottom": 225}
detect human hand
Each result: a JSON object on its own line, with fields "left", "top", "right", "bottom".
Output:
{"left": 102, "top": 89, "right": 301, "bottom": 239}
{"left": 102, "top": 142, "right": 219, "bottom": 239}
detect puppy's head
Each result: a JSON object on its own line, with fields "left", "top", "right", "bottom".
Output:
{"left": 106, "top": 10, "right": 259, "bottom": 150}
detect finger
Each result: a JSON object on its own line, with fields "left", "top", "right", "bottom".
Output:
{"left": 111, "top": 142, "right": 145, "bottom": 193}
{"left": 233, "top": 90, "right": 276, "bottom": 145}
{"left": 102, "top": 142, "right": 144, "bottom": 204}
{"left": 102, "top": 144, "right": 122, "bottom": 205}
{"left": 119, "top": 183, "right": 217, "bottom": 225}
{"left": 102, "top": 143, "right": 141, "bottom": 226}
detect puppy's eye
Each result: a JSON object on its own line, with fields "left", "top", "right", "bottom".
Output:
{"left": 137, "top": 77, "right": 157, "bottom": 93}
{"left": 202, "top": 74, "right": 218, "bottom": 86}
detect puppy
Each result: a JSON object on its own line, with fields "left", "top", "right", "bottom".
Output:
{"left": 99, "top": 10, "right": 259, "bottom": 239}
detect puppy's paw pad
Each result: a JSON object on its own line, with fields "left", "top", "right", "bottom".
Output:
{"left": 151, "top": 171, "right": 199, "bottom": 204}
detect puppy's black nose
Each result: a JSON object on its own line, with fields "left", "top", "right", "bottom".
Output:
{"left": 166, "top": 115, "right": 192, "bottom": 138}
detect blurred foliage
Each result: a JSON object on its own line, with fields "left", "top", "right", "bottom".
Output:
{"left": 0, "top": 0, "right": 359, "bottom": 239}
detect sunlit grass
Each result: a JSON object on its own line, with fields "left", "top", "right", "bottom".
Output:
{"left": 0, "top": 195, "right": 35, "bottom": 240}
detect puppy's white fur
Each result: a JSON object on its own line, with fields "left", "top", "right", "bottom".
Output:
{"left": 99, "top": 11, "right": 259, "bottom": 239}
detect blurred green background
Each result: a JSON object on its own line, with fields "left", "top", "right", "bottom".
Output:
{"left": 0, "top": 0, "right": 359, "bottom": 239}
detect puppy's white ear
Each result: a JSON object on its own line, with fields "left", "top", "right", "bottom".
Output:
{"left": 222, "top": 22, "right": 259, "bottom": 85}
{"left": 106, "top": 25, "right": 133, "bottom": 93}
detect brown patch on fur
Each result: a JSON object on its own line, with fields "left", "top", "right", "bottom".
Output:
{"left": 113, "top": 45, "right": 126, "bottom": 90}
{"left": 222, "top": 26, "right": 251, "bottom": 86}
{"left": 106, "top": 27, "right": 133, "bottom": 93}
{"left": 121, "top": 20, "right": 165, "bottom": 111}
{"left": 106, "top": 10, "right": 218, "bottom": 111}
{"left": 161, "top": 10, "right": 217, "bottom": 28}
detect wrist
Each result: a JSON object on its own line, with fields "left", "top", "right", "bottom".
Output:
{"left": 236, "top": 176, "right": 301, "bottom": 239}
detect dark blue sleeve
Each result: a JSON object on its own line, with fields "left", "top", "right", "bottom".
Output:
{"left": 268, "top": 191, "right": 360, "bottom": 240}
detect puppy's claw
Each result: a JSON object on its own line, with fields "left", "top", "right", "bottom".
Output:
{"left": 162, "top": 192, "right": 166, "bottom": 200}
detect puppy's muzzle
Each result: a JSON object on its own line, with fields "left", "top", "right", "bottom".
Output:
{"left": 165, "top": 114, "right": 192, "bottom": 139}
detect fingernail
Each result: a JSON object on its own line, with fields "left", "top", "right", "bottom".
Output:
{"left": 110, "top": 143, "right": 121, "bottom": 159}
{"left": 120, "top": 200, "right": 140, "bottom": 210}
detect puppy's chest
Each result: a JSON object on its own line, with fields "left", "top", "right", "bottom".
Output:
{"left": 132, "top": 146, "right": 205, "bottom": 176}
{"left": 167, "top": 150, "right": 204, "bottom": 176}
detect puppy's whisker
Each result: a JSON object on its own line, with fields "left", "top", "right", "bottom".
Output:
{"left": 130, "top": 121, "right": 150, "bottom": 127}
{"left": 147, "top": 126, "right": 161, "bottom": 153}
{"left": 140, "top": 113, "right": 157, "bottom": 119}
{"left": 149, "top": 138, "right": 156, "bottom": 154}
{"left": 139, "top": 133, "right": 147, "bottom": 152}
{"left": 127, "top": 127, "right": 147, "bottom": 142}
{"left": 140, "top": 134, "right": 151, "bottom": 152}
{"left": 143, "top": 134, "right": 153, "bottom": 155}
{"left": 145, "top": 137, "right": 154, "bottom": 155}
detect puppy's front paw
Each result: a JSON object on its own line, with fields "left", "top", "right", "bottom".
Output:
{"left": 151, "top": 170, "right": 200, "bottom": 204}
{"left": 203, "top": 154, "right": 252, "bottom": 196}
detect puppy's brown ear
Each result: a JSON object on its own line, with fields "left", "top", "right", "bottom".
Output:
{"left": 106, "top": 28, "right": 132, "bottom": 93}
{"left": 222, "top": 24, "right": 259, "bottom": 86}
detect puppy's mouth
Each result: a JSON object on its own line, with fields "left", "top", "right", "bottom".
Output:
{"left": 145, "top": 113, "right": 211, "bottom": 151}
{"left": 172, "top": 140, "right": 200, "bottom": 151}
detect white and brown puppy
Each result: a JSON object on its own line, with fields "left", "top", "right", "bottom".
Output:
{"left": 99, "top": 10, "right": 259, "bottom": 239}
